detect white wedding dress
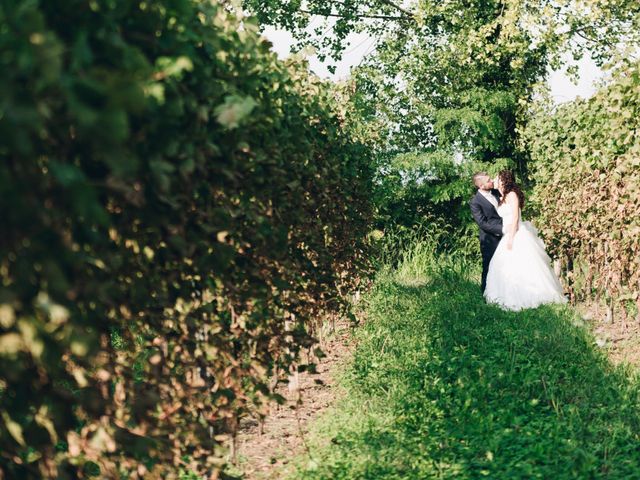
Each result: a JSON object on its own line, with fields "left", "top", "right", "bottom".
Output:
{"left": 484, "top": 202, "right": 567, "bottom": 311}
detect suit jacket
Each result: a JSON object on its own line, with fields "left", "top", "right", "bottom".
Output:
{"left": 469, "top": 190, "right": 503, "bottom": 249}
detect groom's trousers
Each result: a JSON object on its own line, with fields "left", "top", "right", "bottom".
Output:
{"left": 480, "top": 238, "right": 500, "bottom": 294}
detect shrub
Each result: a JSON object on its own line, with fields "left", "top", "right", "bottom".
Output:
{"left": 527, "top": 62, "right": 640, "bottom": 319}
{"left": 0, "top": 1, "right": 373, "bottom": 477}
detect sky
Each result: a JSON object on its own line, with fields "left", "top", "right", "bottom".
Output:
{"left": 263, "top": 26, "right": 607, "bottom": 105}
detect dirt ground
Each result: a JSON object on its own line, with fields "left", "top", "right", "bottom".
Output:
{"left": 232, "top": 318, "right": 354, "bottom": 479}
{"left": 578, "top": 301, "right": 640, "bottom": 367}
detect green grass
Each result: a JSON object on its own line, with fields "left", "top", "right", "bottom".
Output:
{"left": 292, "top": 242, "right": 640, "bottom": 479}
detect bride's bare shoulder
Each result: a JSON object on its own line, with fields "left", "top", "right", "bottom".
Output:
{"left": 505, "top": 191, "right": 519, "bottom": 204}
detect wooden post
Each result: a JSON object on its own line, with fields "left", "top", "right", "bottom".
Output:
{"left": 606, "top": 297, "right": 614, "bottom": 325}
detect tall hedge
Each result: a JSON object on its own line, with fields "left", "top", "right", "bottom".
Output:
{"left": 527, "top": 63, "right": 640, "bottom": 319}
{"left": 0, "top": 1, "right": 373, "bottom": 477}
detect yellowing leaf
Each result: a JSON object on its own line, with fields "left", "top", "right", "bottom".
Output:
{"left": 35, "top": 405, "right": 58, "bottom": 444}
{"left": 0, "top": 305, "right": 15, "bottom": 329}
{"left": 143, "top": 246, "right": 155, "bottom": 261}
{"left": 0, "top": 333, "right": 24, "bottom": 357}
{"left": 1, "top": 411, "right": 26, "bottom": 446}
{"left": 71, "top": 340, "right": 90, "bottom": 357}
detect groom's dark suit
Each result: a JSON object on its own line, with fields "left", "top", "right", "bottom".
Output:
{"left": 470, "top": 189, "right": 503, "bottom": 293}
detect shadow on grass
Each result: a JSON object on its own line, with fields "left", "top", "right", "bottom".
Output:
{"left": 297, "top": 263, "right": 640, "bottom": 479}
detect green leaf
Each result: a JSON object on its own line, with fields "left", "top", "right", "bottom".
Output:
{"left": 214, "top": 95, "right": 258, "bottom": 129}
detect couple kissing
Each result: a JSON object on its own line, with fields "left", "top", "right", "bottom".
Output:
{"left": 470, "top": 170, "right": 567, "bottom": 311}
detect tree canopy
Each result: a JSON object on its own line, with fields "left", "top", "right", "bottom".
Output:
{"left": 247, "top": 0, "right": 640, "bottom": 241}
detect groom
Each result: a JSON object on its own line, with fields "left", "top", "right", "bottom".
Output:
{"left": 469, "top": 172, "right": 503, "bottom": 293}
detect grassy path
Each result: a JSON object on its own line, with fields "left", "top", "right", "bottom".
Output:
{"left": 292, "top": 253, "right": 640, "bottom": 479}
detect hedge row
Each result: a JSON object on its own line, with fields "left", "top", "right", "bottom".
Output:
{"left": 527, "top": 62, "right": 640, "bottom": 319}
{"left": 0, "top": 1, "right": 373, "bottom": 477}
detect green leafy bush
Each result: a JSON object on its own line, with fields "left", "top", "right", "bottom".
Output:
{"left": 527, "top": 62, "right": 640, "bottom": 318}
{"left": 0, "top": 1, "right": 373, "bottom": 477}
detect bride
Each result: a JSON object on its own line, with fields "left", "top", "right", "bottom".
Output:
{"left": 484, "top": 170, "right": 567, "bottom": 311}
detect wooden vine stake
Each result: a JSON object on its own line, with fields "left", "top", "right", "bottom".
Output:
{"left": 606, "top": 297, "right": 614, "bottom": 325}
{"left": 286, "top": 313, "right": 301, "bottom": 405}
{"left": 636, "top": 280, "right": 640, "bottom": 324}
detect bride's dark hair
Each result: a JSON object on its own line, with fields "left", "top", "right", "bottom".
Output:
{"left": 498, "top": 170, "right": 525, "bottom": 208}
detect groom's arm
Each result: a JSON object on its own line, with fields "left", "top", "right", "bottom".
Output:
{"left": 469, "top": 200, "right": 503, "bottom": 236}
